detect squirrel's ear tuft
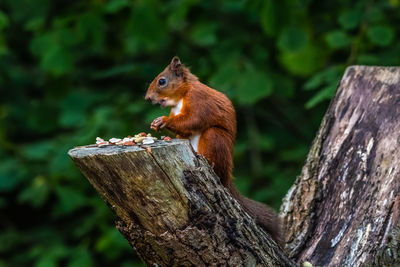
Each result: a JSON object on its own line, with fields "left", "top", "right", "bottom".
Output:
{"left": 170, "top": 56, "right": 183, "bottom": 77}
{"left": 171, "top": 56, "right": 181, "bottom": 66}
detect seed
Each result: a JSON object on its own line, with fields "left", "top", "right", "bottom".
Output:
{"left": 109, "top": 138, "right": 122, "bottom": 144}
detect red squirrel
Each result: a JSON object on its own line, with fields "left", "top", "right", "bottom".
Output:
{"left": 145, "top": 57, "right": 282, "bottom": 244}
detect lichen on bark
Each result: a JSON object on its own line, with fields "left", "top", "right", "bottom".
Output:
{"left": 281, "top": 66, "right": 400, "bottom": 266}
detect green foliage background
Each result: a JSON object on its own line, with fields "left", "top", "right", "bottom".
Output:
{"left": 1, "top": 0, "right": 399, "bottom": 266}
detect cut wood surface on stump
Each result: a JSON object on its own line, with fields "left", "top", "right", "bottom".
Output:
{"left": 68, "top": 140, "right": 294, "bottom": 267}
{"left": 281, "top": 66, "right": 400, "bottom": 266}
{"left": 69, "top": 66, "right": 400, "bottom": 267}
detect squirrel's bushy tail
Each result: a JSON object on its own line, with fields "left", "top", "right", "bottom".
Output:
{"left": 226, "top": 182, "right": 283, "bottom": 246}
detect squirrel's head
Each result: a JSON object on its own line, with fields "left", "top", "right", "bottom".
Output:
{"left": 145, "top": 56, "right": 189, "bottom": 108}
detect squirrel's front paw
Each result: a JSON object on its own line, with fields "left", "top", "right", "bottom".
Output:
{"left": 150, "top": 116, "right": 167, "bottom": 131}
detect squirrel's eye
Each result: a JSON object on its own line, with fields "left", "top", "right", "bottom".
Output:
{"left": 158, "top": 77, "right": 167, "bottom": 87}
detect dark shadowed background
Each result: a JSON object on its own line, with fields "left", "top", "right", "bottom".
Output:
{"left": 1, "top": 0, "right": 399, "bottom": 266}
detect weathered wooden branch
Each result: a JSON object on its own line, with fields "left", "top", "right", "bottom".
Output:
{"left": 69, "top": 66, "right": 400, "bottom": 266}
{"left": 68, "top": 141, "right": 294, "bottom": 266}
{"left": 281, "top": 66, "right": 400, "bottom": 266}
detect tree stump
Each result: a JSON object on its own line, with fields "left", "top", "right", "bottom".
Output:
{"left": 68, "top": 141, "right": 294, "bottom": 266}
{"left": 69, "top": 66, "right": 400, "bottom": 266}
{"left": 281, "top": 66, "right": 400, "bottom": 266}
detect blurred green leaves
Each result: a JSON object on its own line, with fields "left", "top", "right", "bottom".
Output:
{"left": 277, "top": 26, "right": 327, "bottom": 76}
{"left": 126, "top": 0, "right": 168, "bottom": 53}
{"left": 68, "top": 247, "right": 94, "bottom": 267}
{"left": 1, "top": 0, "right": 399, "bottom": 266}
{"left": 22, "top": 141, "right": 55, "bottom": 161}
{"left": 190, "top": 22, "right": 218, "bottom": 46}
{"left": 325, "top": 31, "right": 352, "bottom": 49}
{"left": 260, "top": 0, "right": 282, "bottom": 37}
{"left": 211, "top": 59, "right": 273, "bottom": 104}
{"left": 367, "top": 26, "right": 395, "bottom": 47}
{"left": 0, "top": 158, "right": 26, "bottom": 192}
{"left": 338, "top": 10, "right": 362, "bottom": 30}
{"left": 278, "top": 27, "right": 308, "bottom": 52}
{"left": 236, "top": 67, "right": 273, "bottom": 105}
{"left": 18, "top": 176, "right": 49, "bottom": 207}
{"left": 30, "top": 30, "right": 75, "bottom": 76}
{"left": 105, "top": 0, "right": 130, "bottom": 14}
{"left": 0, "top": 10, "right": 9, "bottom": 30}
{"left": 279, "top": 43, "right": 326, "bottom": 76}
{"left": 55, "top": 186, "right": 87, "bottom": 216}
{"left": 304, "top": 66, "right": 344, "bottom": 108}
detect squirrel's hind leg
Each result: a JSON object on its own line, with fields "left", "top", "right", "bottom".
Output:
{"left": 197, "top": 128, "right": 234, "bottom": 186}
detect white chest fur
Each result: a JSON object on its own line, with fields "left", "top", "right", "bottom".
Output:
{"left": 171, "top": 99, "right": 183, "bottom": 116}
{"left": 189, "top": 133, "right": 201, "bottom": 152}
{"left": 170, "top": 99, "right": 200, "bottom": 152}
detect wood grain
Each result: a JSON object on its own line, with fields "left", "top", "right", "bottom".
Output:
{"left": 281, "top": 66, "right": 400, "bottom": 266}
{"left": 69, "top": 140, "right": 294, "bottom": 266}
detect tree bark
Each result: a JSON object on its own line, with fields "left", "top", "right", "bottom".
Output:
{"left": 281, "top": 66, "right": 400, "bottom": 266}
{"left": 68, "top": 140, "right": 294, "bottom": 267}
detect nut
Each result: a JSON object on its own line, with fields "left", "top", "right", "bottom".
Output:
{"left": 97, "top": 141, "right": 109, "bottom": 147}
{"left": 134, "top": 137, "right": 145, "bottom": 143}
{"left": 109, "top": 138, "right": 122, "bottom": 144}
{"left": 142, "top": 137, "right": 155, "bottom": 144}
{"left": 123, "top": 141, "right": 135, "bottom": 146}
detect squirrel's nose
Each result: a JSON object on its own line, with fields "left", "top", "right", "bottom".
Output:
{"left": 145, "top": 95, "right": 158, "bottom": 105}
{"left": 145, "top": 94, "right": 152, "bottom": 102}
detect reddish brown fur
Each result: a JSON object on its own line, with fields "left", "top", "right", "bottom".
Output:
{"left": 145, "top": 57, "right": 282, "bottom": 245}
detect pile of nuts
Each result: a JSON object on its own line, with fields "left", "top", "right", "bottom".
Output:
{"left": 95, "top": 133, "right": 171, "bottom": 147}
